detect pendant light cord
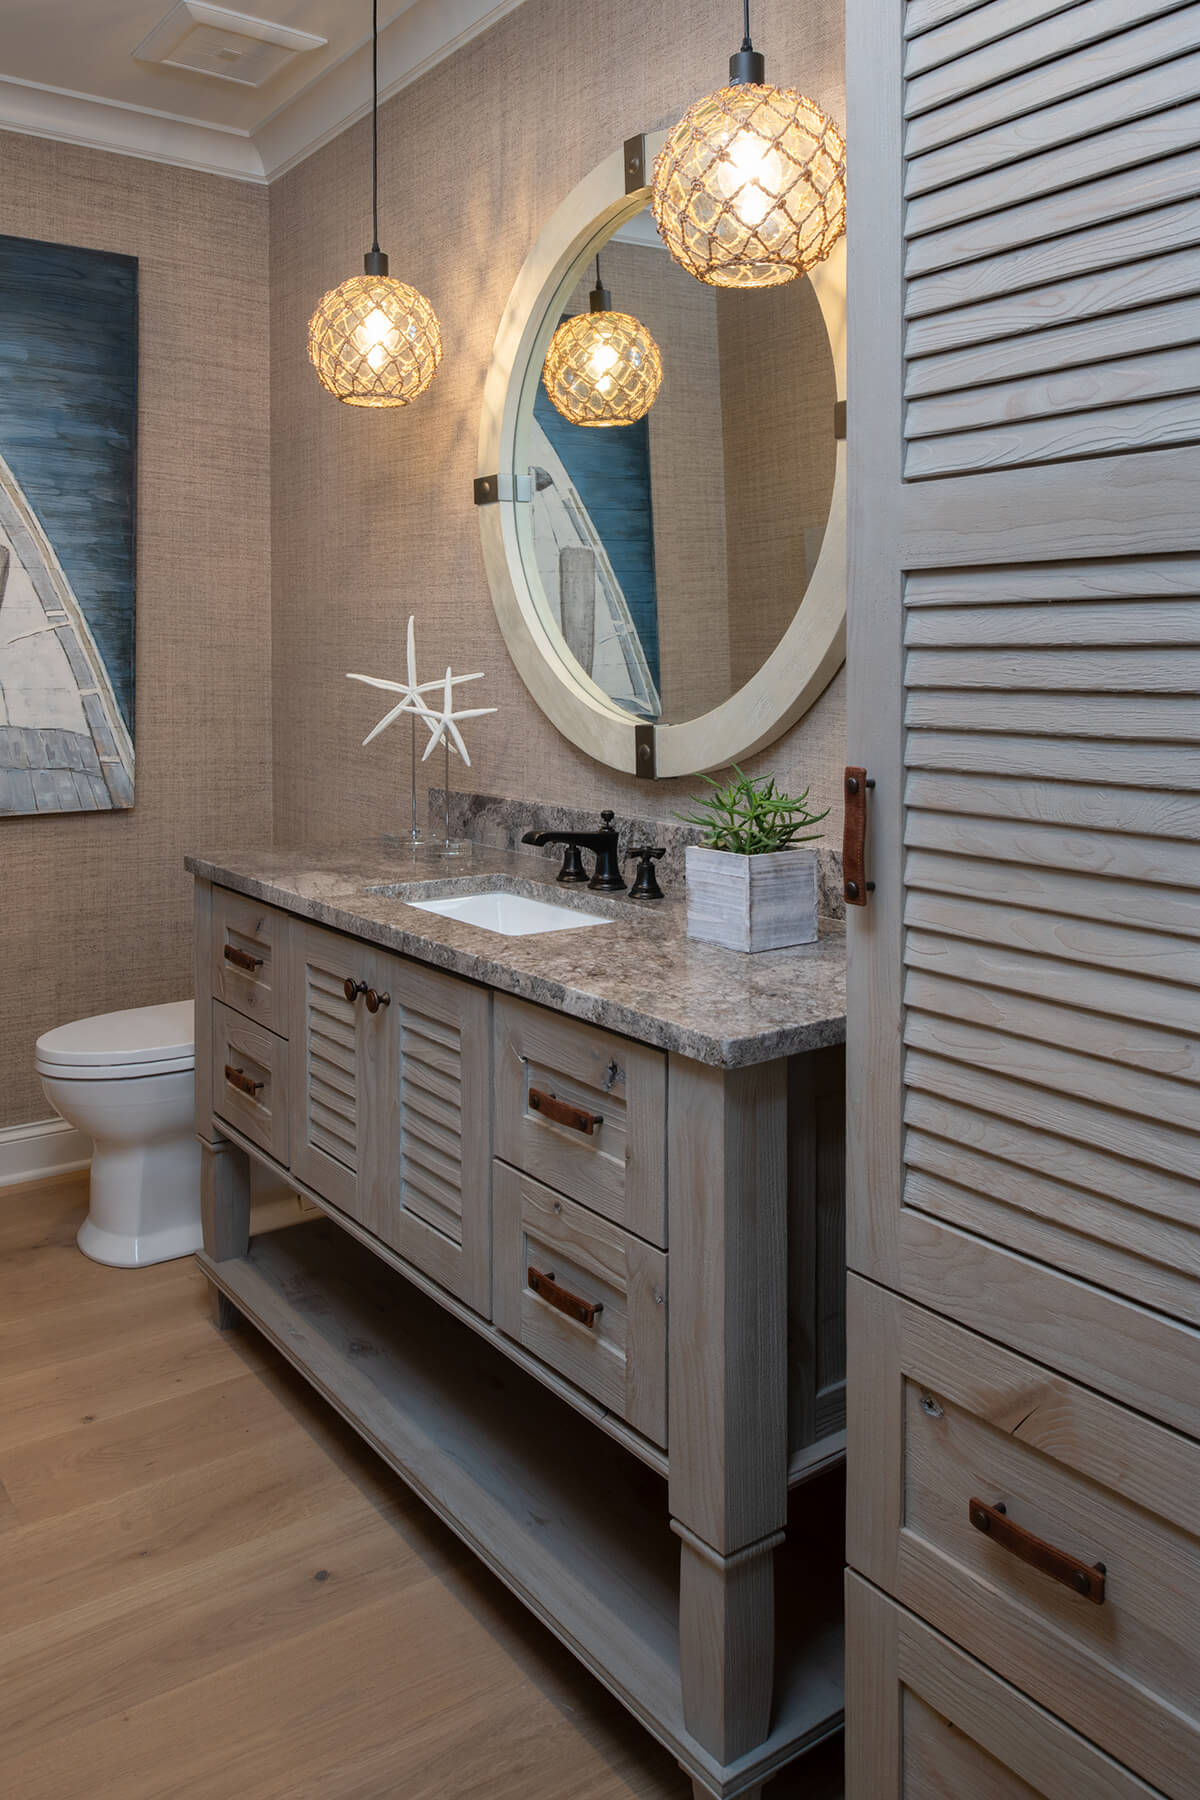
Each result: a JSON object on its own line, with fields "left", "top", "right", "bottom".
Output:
{"left": 371, "top": 0, "right": 380, "bottom": 254}
{"left": 741, "top": 0, "right": 752, "bottom": 50}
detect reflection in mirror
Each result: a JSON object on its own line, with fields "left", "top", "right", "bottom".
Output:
{"left": 518, "top": 201, "right": 837, "bottom": 726}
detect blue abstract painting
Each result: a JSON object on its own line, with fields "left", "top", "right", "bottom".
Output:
{"left": 0, "top": 234, "right": 138, "bottom": 815}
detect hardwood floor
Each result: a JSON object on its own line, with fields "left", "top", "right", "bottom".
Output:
{"left": 0, "top": 1174, "right": 842, "bottom": 1799}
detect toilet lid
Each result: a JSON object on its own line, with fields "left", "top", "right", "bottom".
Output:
{"left": 36, "top": 999, "right": 195, "bottom": 1071}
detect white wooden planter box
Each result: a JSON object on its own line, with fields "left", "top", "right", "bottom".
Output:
{"left": 685, "top": 846, "right": 819, "bottom": 954}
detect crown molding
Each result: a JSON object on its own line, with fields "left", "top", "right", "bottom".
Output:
{"left": 254, "top": 0, "right": 528, "bottom": 181}
{"left": 0, "top": 0, "right": 529, "bottom": 187}
{"left": 0, "top": 73, "right": 266, "bottom": 182}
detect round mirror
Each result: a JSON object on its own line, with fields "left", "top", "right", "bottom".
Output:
{"left": 478, "top": 132, "right": 845, "bottom": 779}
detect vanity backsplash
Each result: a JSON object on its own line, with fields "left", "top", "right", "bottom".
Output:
{"left": 428, "top": 788, "right": 846, "bottom": 921}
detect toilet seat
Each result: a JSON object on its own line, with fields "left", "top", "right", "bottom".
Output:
{"left": 35, "top": 999, "right": 194, "bottom": 1081}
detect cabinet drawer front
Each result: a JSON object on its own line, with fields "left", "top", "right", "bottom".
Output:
{"left": 211, "top": 889, "right": 289, "bottom": 1037}
{"left": 847, "top": 1574, "right": 1165, "bottom": 1800}
{"left": 848, "top": 1277, "right": 1200, "bottom": 1799}
{"left": 493, "top": 1161, "right": 667, "bottom": 1447}
{"left": 494, "top": 995, "right": 666, "bottom": 1247}
{"left": 212, "top": 1000, "right": 289, "bottom": 1165}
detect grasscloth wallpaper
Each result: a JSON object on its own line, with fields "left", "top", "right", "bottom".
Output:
{"left": 270, "top": 0, "right": 846, "bottom": 850}
{"left": 0, "top": 133, "right": 271, "bottom": 1129}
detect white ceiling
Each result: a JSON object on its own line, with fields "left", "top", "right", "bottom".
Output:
{"left": 0, "top": 0, "right": 528, "bottom": 182}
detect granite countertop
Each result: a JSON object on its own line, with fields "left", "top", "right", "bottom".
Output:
{"left": 185, "top": 842, "right": 846, "bottom": 1068}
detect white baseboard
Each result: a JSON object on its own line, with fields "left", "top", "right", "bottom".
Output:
{"left": 0, "top": 1116, "right": 92, "bottom": 1189}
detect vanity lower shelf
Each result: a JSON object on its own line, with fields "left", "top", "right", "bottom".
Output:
{"left": 199, "top": 1218, "right": 844, "bottom": 1796}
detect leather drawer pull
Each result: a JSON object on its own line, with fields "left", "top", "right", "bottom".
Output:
{"left": 223, "top": 944, "right": 263, "bottom": 972}
{"left": 224, "top": 1064, "right": 265, "bottom": 1099}
{"left": 528, "top": 1088, "right": 603, "bottom": 1135}
{"left": 528, "top": 1266, "right": 603, "bottom": 1328}
{"left": 969, "top": 1497, "right": 1106, "bottom": 1605}
{"left": 843, "top": 765, "right": 875, "bottom": 906}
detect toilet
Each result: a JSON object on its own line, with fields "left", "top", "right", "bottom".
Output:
{"left": 36, "top": 999, "right": 201, "bottom": 1268}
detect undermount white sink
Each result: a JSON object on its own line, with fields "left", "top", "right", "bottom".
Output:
{"left": 406, "top": 889, "right": 612, "bottom": 937}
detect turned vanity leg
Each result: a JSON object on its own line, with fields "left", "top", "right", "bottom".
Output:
{"left": 200, "top": 1135, "right": 251, "bottom": 1329}
{"left": 668, "top": 1055, "right": 790, "bottom": 1770}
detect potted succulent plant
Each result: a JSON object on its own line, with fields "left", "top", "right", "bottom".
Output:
{"left": 677, "top": 767, "right": 828, "bottom": 953}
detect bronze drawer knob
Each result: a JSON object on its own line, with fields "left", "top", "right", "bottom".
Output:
{"left": 343, "top": 978, "right": 368, "bottom": 1004}
{"left": 364, "top": 988, "right": 390, "bottom": 1013}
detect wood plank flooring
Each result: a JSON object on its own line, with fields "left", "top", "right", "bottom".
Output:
{"left": 0, "top": 1174, "right": 842, "bottom": 1799}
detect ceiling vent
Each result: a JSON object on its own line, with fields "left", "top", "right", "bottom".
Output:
{"left": 133, "top": 3, "right": 328, "bottom": 88}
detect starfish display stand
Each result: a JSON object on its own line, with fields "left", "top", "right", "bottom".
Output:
{"left": 347, "top": 617, "right": 496, "bottom": 858}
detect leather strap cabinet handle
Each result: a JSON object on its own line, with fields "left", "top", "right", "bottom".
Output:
{"left": 224, "top": 1064, "right": 264, "bottom": 1098}
{"left": 528, "top": 1266, "right": 603, "bottom": 1328}
{"left": 528, "top": 1087, "right": 603, "bottom": 1135}
{"left": 969, "top": 1498, "right": 1106, "bottom": 1604}
{"left": 843, "top": 766, "right": 875, "bottom": 906}
{"left": 223, "top": 944, "right": 263, "bottom": 972}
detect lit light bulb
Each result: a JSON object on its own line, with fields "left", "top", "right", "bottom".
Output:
{"left": 588, "top": 342, "right": 620, "bottom": 382}
{"left": 358, "top": 306, "right": 394, "bottom": 347}
{"left": 718, "top": 130, "right": 786, "bottom": 229}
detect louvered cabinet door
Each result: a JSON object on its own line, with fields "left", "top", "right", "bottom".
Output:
{"left": 847, "top": 0, "right": 1200, "bottom": 1790}
{"left": 289, "top": 918, "right": 372, "bottom": 1216}
{"left": 358, "top": 951, "right": 492, "bottom": 1317}
{"left": 848, "top": 0, "right": 1200, "bottom": 1370}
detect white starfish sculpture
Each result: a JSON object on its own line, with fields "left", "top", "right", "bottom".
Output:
{"left": 345, "top": 615, "right": 496, "bottom": 767}
{"left": 419, "top": 665, "right": 498, "bottom": 768}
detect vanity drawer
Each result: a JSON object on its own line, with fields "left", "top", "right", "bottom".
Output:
{"left": 212, "top": 1000, "right": 290, "bottom": 1165}
{"left": 493, "top": 995, "right": 666, "bottom": 1247}
{"left": 847, "top": 1574, "right": 1166, "bottom": 1800}
{"left": 848, "top": 1276, "right": 1200, "bottom": 1799}
{"left": 493, "top": 1161, "right": 667, "bottom": 1448}
{"left": 211, "top": 888, "right": 289, "bottom": 1037}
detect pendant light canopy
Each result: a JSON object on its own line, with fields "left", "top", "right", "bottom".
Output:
{"left": 651, "top": 2, "right": 845, "bottom": 290}
{"left": 542, "top": 259, "right": 663, "bottom": 428}
{"left": 307, "top": 1, "right": 442, "bottom": 407}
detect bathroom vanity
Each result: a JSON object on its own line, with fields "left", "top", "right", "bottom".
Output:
{"left": 188, "top": 843, "right": 847, "bottom": 1800}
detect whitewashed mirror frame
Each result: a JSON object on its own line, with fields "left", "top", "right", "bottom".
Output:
{"left": 477, "top": 129, "right": 846, "bottom": 779}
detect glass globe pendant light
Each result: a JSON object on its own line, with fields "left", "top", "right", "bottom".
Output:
{"left": 651, "top": 0, "right": 846, "bottom": 290}
{"left": 307, "top": 0, "right": 442, "bottom": 406}
{"left": 542, "top": 258, "right": 664, "bottom": 428}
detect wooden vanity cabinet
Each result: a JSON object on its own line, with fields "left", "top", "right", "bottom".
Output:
{"left": 194, "top": 877, "right": 847, "bottom": 1800}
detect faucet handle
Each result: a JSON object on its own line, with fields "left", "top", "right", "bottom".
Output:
{"left": 600, "top": 809, "right": 615, "bottom": 828}
{"left": 625, "top": 846, "right": 666, "bottom": 900}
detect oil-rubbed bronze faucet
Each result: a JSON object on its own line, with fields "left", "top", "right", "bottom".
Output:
{"left": 521, "top": 810, "right": 626, "bottom": 891}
